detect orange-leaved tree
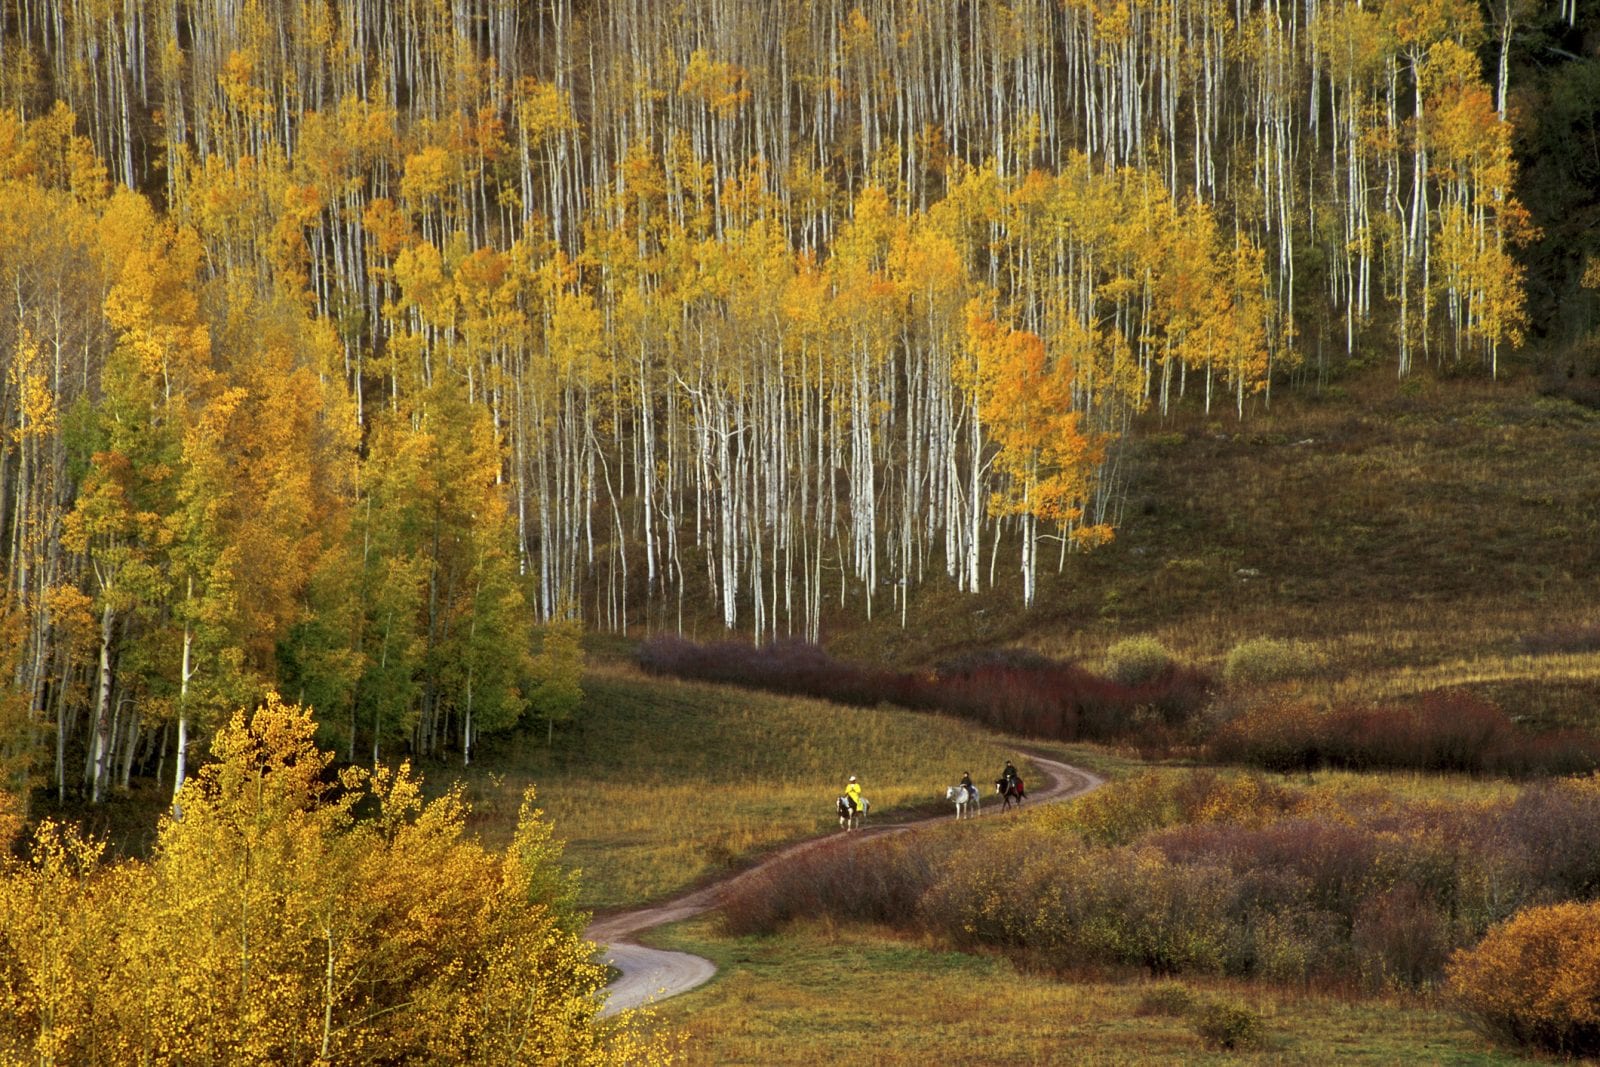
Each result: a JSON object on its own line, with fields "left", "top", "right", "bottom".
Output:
{"left": 966, "top": 299, "right": 1109, "bottom": 607}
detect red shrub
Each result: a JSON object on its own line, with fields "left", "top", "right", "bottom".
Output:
{"left": 638, "top": 637, "right": 1212, "bottom": 746}
{"left": 1208, "top": 691, "right": 1600, "bottom": 778}
{"left": 718, "top": 834, "right": 935, "bottom": 936}
{"left": 1353, "top": 884, "right": 1456, "bottom": 990}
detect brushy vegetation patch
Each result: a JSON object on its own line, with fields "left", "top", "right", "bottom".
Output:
{"left": 1208, "top": 690, "right": 1600, "bottom": 777}
{"left": 640, "top": 637, "right": 1600, "bottom": 777}
{"left": 1193, "top": 997, "right": 1268, "bottom": 1051}
{"left": 1138, "top": 982, "right": 1202, "bottom": 1017}
{"left": 1448, "top": 901, "right": 1600, "bottom": 1057}
{"left": 1103, "top": 637, "right": 1176, "bottom": 685}
{"left": 718, "top": 768, "right": 1600, "bottom": 1004}
{"left": 637, "top": 636, "right": 1211, "bottom": 747}
{"left": 1518, "top": 624, "right": 1600, "bottom": 656}
{"left": 1223, "top": 637, "right": 1316, "bottom": 685}
{"left": 1137, "top": 982, "right": 1267, "bottom": 1050}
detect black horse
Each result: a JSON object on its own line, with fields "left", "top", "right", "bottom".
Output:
{"left": 995, "top": 776, "right": 1026, "bottom": 811}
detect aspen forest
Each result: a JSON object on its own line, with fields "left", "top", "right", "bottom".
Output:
{"left": 0, "top": 0, "right": 1561, "bottom": 810}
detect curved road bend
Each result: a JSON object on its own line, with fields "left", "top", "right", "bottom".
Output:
{"left": 588, "top": 752, "right": 1105, "bottom": 1017}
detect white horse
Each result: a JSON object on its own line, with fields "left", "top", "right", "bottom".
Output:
{"left": 945, "top": 784, "right": 979, "bottom": 819}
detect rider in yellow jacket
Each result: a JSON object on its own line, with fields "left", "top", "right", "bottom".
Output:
{"left": 845, "top": 775, "right": 863, "bottom": 817}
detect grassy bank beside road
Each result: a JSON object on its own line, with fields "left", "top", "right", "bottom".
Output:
{"left": 454, "top": 661, "right": 1022, "bottom": 908}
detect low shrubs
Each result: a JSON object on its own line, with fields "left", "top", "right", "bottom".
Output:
{"left": 1208, "top": 690, "right": 1600, "bottom": 777}
{"left": 1519, "top": 624, "right": 1600, "bottom": 655}
{"left": 1448, "top": 901, "right": 1600, "bottom": 1057}
{"left": 640, "top": 638, "right": 1600, "bottom": 778}
{"left": 1137, "top": 982, "right": 1200, "bottom": 1017}
{"left": 718, "top": 834, "right": 936, "bottom": 936}
{"left": 638, "top": 636, "right": 1212, "bottom": 746}
{"left": 1103, "top": 637, "right": 1175, "bottom": 686}
{"left": 633, "top": 637, "right": 931, "bottom": 711}
{"left": 1223, "top": 637, "right": 1314, "bottom": 686}
{"left": 719, "top": 770, "right": 1600, "bottom": 1000}
{"left": 1193, "top": 997, "right": 1267, "bottom": 1051}
{"left": 1137, "top": 984, "right": 1267, "bottom": 1051}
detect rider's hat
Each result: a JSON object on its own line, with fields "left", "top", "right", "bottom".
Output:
{"left": 848, "top": 774, "right": 857, "bottom": 782}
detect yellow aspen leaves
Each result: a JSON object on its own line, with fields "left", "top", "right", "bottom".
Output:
{"left": 0, "top": 697, "right": 675, "bottom": 1063}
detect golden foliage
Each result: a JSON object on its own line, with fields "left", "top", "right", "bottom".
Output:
{"left": 1447, "top": 901, "right": 1600, "bottom": 1055}
{"left": 0, "top": 696, "right": 676, "bottom": 1064}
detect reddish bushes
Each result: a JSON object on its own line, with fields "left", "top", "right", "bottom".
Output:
{"left": 719, "top": 833, "right": 938, "bottom": 936}
{"left": 719, "top": 771, "right": 1600, "bottom": 998}
{"left": 634, "top": 637, "right": 935, "bottom": 711}
{"left": 1208, "top": 690, "right": 1600, "bottom": 778}
{"left": 636, "top": 636, "right": 1212, "bottom": 745}
{"left": 1519, "top": 625, "right": 1600, "bottom": 656}
{"left": 640, "top": 638, "right": 1600, "bottom": 777}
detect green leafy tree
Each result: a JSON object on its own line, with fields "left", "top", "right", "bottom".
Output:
{"left": 531, "top": 615, "right": 583, "bottom": 747}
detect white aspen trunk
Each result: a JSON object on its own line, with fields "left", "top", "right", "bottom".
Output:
{"left": 966, "top": 392, "right": 982, "bottom": 594}
{"left": 1021, "top": 504, "right": 1036, "bottom": 609}
{"left": 173, "top": 611, "right": 192, "bottom": 809}
{"left": 462, "top": 662, "right": 473, "bottom": 767}
{"left": 89, "top": 602, "right": 115, "bottom": 804}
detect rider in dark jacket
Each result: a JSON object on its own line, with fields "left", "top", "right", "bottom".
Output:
{"left": 1001, "top": 760, "right": 1021, "bottom": 795}
{"left": 959, "top": 770, "right": 975, "bottom": 804}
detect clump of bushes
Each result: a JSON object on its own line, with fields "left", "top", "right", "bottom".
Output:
{"left": 639, "top": 637, "right": 1599, "bottom": 779}
{"left": 1103, "top": 637, "right": 1175, "bottom": 686}
{"left": 634, "top": 637, "right": 930, "bottom": 710}
{"left": 720, "top": 769, "right": 1600, "bottom": 996}
{"left": 1208, "top": 690, "right": 1600, "bottom": 777}
{"left": 637, "top": 636, "right": 1212, "bottom": 747}
{"left": 1448, "top": 901, "right": 1600, "bottom": 1056}
{"left": 1137, "top": 982, "right": 1200, "bottom": 1017}
{"left": 1193, "top": 997, "right": 1267, "bottom": 1051}
{"left": 1223, "top": 637, "right": 1315, "bottom": 685}
{"left": 718, "top": 833, "right": 937, "bottom": 936}
{"left": 1138, "top": 984, "right": 1266, "bottom": 1052}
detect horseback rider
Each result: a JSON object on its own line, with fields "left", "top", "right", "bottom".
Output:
{"left": 845, "top": 774, "right": 863, "bottom": 815}
{"left": 959, "top": 770, "right": 976, "bottom": 804}
{"left": 1001, "top": 760, "right": 1021, "bottom": 794}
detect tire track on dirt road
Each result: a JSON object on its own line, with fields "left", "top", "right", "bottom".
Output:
{"left": 588, "top": 751, "right": 1104, "bottom": 1017}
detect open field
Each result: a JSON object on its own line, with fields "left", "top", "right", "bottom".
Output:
{"left": 826, "top": 372, "right": 1600, "bottom": 728}
{"left": 452, "top": 661, "right": 1023, "bottom": 907}
{"left": 645, "top": 917, "right": 1533, "bottom": 1065}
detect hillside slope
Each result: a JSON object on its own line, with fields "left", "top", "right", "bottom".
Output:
{"left": 829, "top": 368, "right": 1600, "bottom": 726}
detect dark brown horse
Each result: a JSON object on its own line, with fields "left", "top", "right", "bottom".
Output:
{"left": 995, "top": 776, "right": 1026, "bottom": 811}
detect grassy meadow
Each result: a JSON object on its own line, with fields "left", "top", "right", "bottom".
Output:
{"left": 454, "top": 661, "right": 1022, "bottom": 907}
{"left": 644, "top": 918, "right": 1532, "bottom": 1065}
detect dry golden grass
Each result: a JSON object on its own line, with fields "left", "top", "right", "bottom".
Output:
{"left": 647, "top": 918, "right": 1532, "bottom": 1064}
{"left": 456, "top": 662, "right": 1022, "bottom": 907}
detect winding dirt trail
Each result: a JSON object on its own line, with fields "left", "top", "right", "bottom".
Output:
{"left": 587, "top": 751, "right": 1104, "bottom": 1017}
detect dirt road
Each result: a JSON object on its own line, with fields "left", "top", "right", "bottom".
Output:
{"left": 588, "top": 751, "right": 1104, "bottom": 1017}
